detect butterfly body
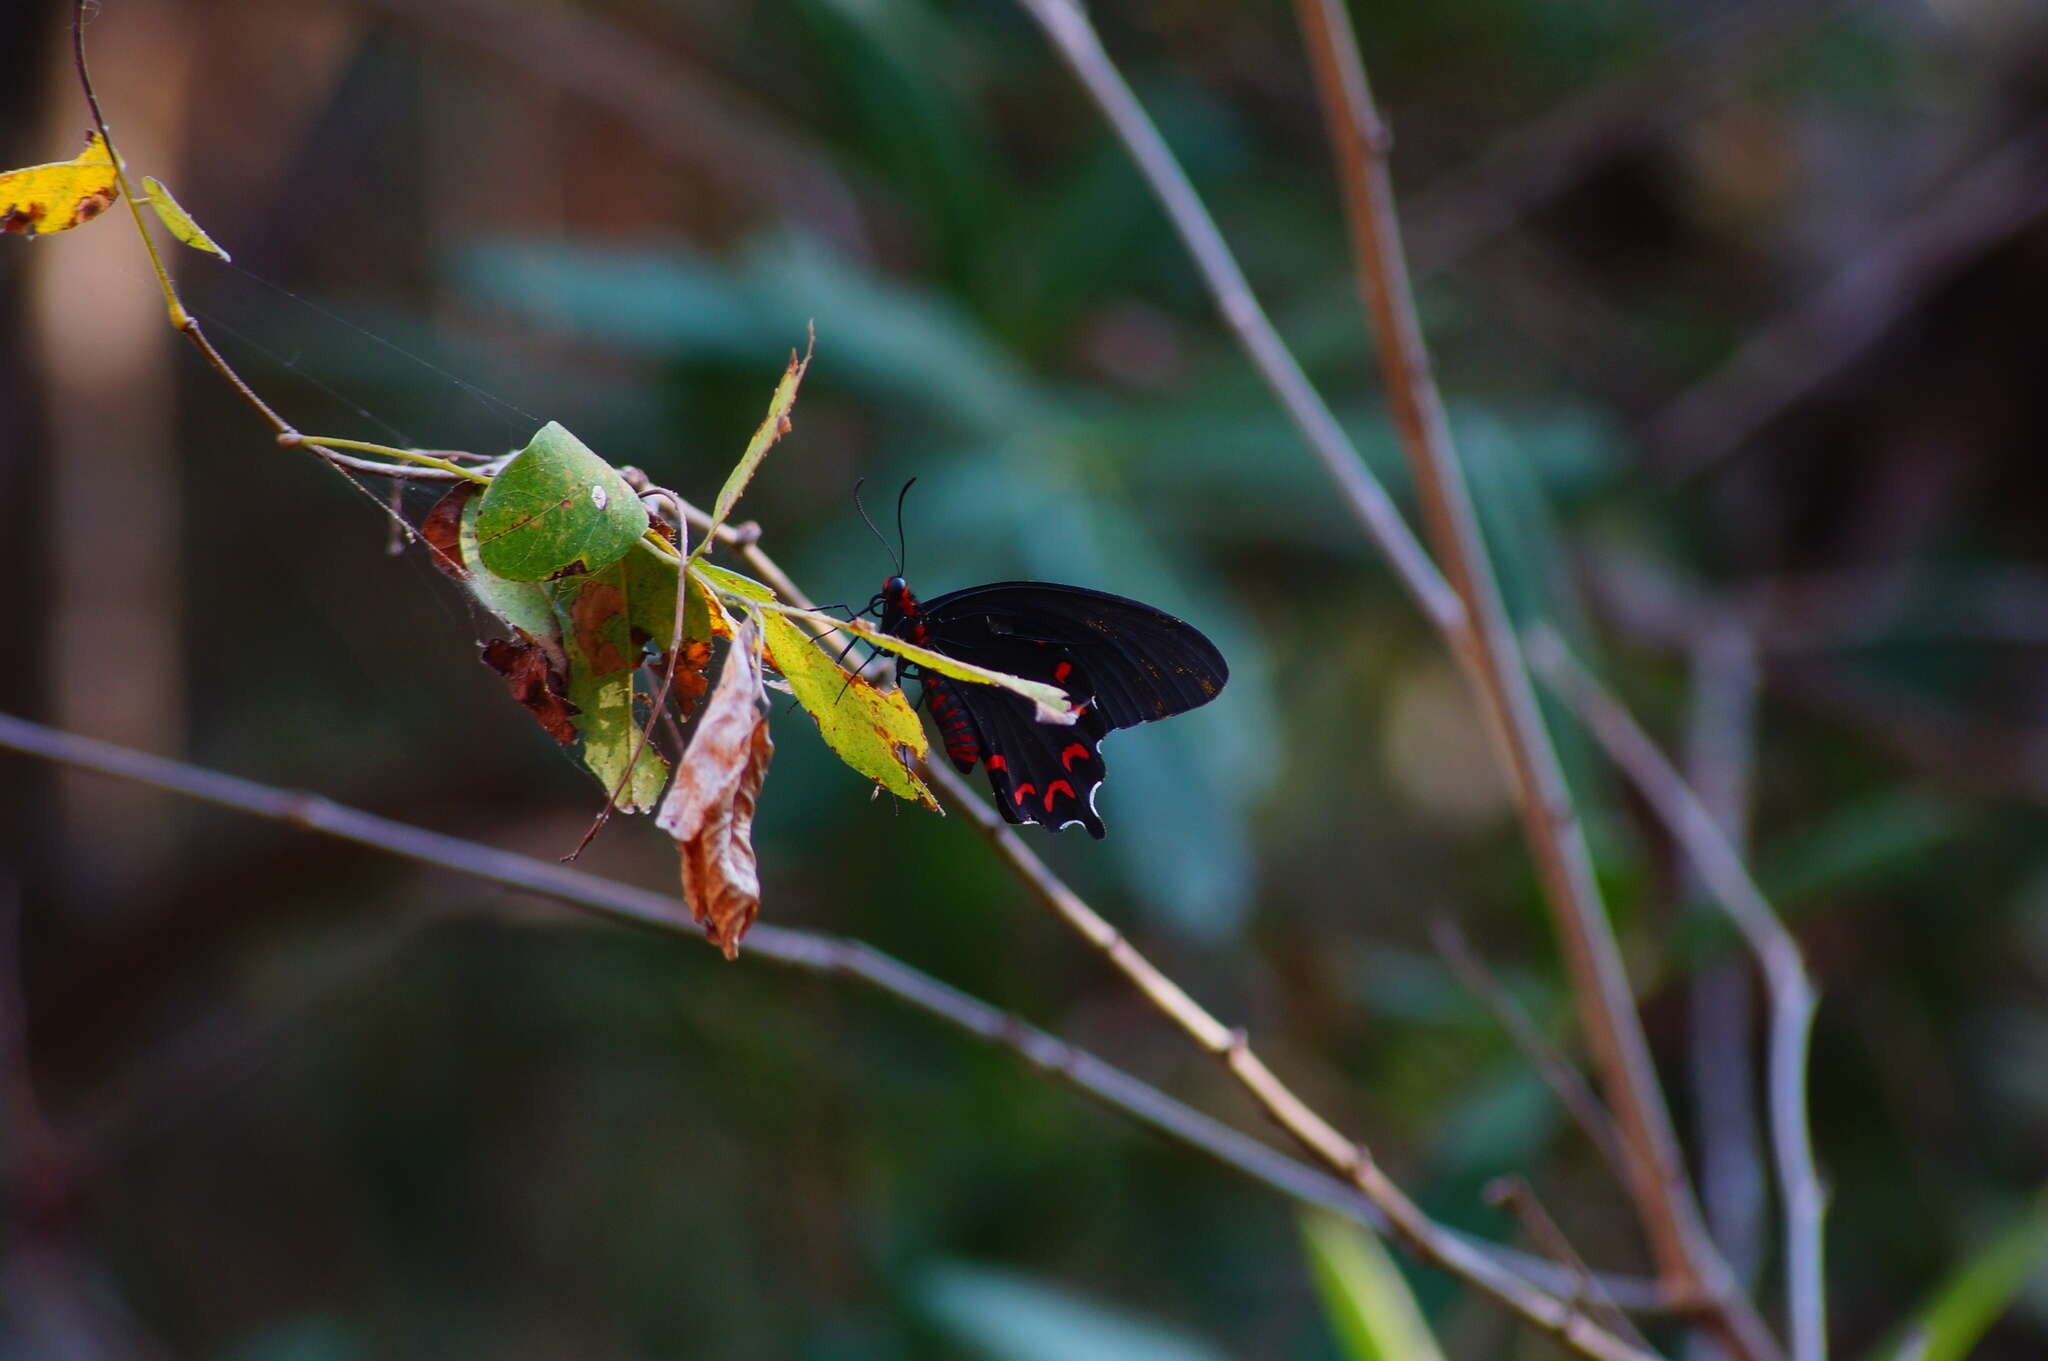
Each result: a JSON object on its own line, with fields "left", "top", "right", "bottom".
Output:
{"left": 875, "top": 576, "right": 1228, "bottom": 838}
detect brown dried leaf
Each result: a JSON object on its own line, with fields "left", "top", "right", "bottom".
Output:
{"left": 655, "top": 625, "right": 773, "bottom": 958}
{"left": 480, "top": 630, "right": 580, "bottom": 745}
{"left": 421, "top": 482, "right": 475, "bottom": 580}
{"left": 666, "top": 638, "right": 715, "bottom": 725}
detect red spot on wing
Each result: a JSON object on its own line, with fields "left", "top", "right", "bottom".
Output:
{"left": 986, "top": 755, "right": 1006, "bottom": 771}
{"left": 1043, "top": 780, "right": 1075, "bottom": 809}
{"left": 1053, "top": 661, "right": 1072, "bottom": 683}
{"left": 1012, "top": 782, "right": 1037, "bottom": 806}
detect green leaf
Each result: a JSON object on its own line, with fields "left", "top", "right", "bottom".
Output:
{"left": 690, "top": 338, "right": 813, "bottom": 562}
{"left": 757, "top": 609, "right": 933, "bottom": 808}
{"left": 142, "top": 175, "right": 231, "bottom": 260}
{"left": 454, "top": 486, "right": 558, "bottom": 638}
{"left": 1861, "top": 1187, "right": 2048, "bottom": 1361}
{"left": 920, "top": 1263, "right": 1232, "bottom": 1361}
{"left": 545, "top": 544, "right": 678, "bottom": 812}
{"left": 475, "top": 422, "right": 648, "bottom": 581}
{"left": 1300, "top": 1211, "right": 1448, "bottom": 1361}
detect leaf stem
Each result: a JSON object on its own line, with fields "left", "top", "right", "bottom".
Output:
{"left": 289, "top": 435, "right": 489, "bottom": 483}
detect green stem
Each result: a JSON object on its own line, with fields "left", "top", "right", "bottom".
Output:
{"left": 294, "top": 436, "right": 489, "bottom": 483}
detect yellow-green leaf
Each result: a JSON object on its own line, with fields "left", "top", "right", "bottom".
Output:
{"left": 1861, "top": 1186, "right": 2048, "bottom": 1361}
{"left": 758, "top": 609, "right": 934, "bottom": 808}
{"left": 689, "top": 334, "right": 812, "bottom": 562}
{"left": 142, "top": 175, "right": 230, "bottom": 260}
{"left": 1299, "top": 1212, "right": 1447, "bottom": 1361}
{"left": 693, "top": 560, "right": 777, "bottom": 602}
{"left": 753, "top": 601, "right": 1076, "bottom": 726}
{"left": 0, "top": 132, "right": 119, "bottom": 237}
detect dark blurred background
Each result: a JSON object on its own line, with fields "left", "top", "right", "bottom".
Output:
{"left": 4, "top": 0, "right": 2048, "bottom": 1357}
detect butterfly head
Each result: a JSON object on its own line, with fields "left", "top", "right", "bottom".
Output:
{"left": 873, "top": 575, "right": 918, "bottom": 632}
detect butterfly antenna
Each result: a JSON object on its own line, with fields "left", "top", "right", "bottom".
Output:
{"left": 894, "top": 476, "right": 917, "bottom": 578}
{"left": 852, "top": 477, "right": 902, "bottom": 573}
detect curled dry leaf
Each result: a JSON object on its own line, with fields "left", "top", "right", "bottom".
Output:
{"left": 656, "top": 624, "right": 774, "bottom": 958}
{"left": 665, "top": 638, "right": 715, "bottom": 725}
{"left": 480, "top": 631, "right": 580, "bottom": 745}
{"left": 420, "top": 481, "right": 474, "bottom": 580}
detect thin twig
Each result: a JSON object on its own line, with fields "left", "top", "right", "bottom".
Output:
{"left": 1488, "top": 1175, "right": 1655, "bottom": 1355}
{"left": 1528, "top": 629, "right": 1827, "bottom": 1361}
{"left": 0, "top": 710, "right": 1679, "bottom": 1319}
{"left": 671, "top": 505, "right": 1658, "bottom": 1350}
{"left": 73, "top": 1, "right": 485, "bottom": 496}
{"left": 922, "top": 760, "right": 1656, "bottom": 1361}
{"left": 1428, "top": 916, "right": 1632, "bottom": 1184}
{"left": 662, "top": 508, "right": 1663, "bottom": 1350}
{"left": 1683, "top": 622, "right": 1770, "bottom": 1316}
{"left": 1288, "top": 4, "right": 1768, "bottom": 1353}
{"left": 1005, "top": 0, "right": 1462, "bottom": 636}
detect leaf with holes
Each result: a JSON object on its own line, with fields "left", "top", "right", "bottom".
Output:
{"left": 657, "top": 624, "right": 773, "bottom": 958}
{"left": 142, "top": 175, "right": 229, "bottom": 260}
{"left": 758, "top": 609, "right": 933, "bottom": 809}
{"left": 1, "top": 132, "right": 120, "bottom": 237}
{"left": 475, "top": 422, "right": 648, "bottom": 581}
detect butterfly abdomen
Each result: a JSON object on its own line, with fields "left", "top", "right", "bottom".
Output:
{"left": 926, "top": 679, "right": 983, "bottom": 772}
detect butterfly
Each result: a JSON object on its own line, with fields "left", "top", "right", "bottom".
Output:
{"left": 873, "top": 574, "right": 1228, "bottom": 837}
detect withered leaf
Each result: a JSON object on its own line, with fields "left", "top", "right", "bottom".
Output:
{"left": 480, "top": 630, "right": 580, "bottom": 745}
{"left": 421, "top": 482, "right": 475, "bottom": 581}
{"left": 656, "top": 624, "right": 773, "bottom": 959}
{"left": 664, "top": 637, "right": 715, "bottom": 726}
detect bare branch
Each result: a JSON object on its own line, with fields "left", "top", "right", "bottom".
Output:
{"left": 1287, "top": 3, "right": 1770, "bottom": 1353}
{"left": 924, "top": 758, "right": 1659, "bottom": 1361}
{"left": 1488, "top": 1174, "right": 1655, "bottom": 1355}
{"left": 1528, "top": 629, "right": 1827, "bottom": 1361}
{"left": 0, "top": 710, "right": 1677, "bottom": 1321}
{"left": 1429, "top": 916, "right": 1631, "bottom": 1184}
{"left": 1683, "top": 623, "right": 1770, "bottom": 1314}
{"left": 1003, "top": 0, "right": 1463, "bottom": 635}
{"left": 665, "top": 490, "right": 1659, "bottom": 1354}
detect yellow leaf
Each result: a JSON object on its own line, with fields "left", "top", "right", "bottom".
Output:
{"left": 763, "top": 601, "right": 1076, "bottom": 726}
{"left": 0, "top": 132, "right": 120, "bottom": 238}
{"left": 758, "top": 609, "right": 936, "bottom": 809}
{"left": 142, "top": 175, "right": 230, "bottom": 261}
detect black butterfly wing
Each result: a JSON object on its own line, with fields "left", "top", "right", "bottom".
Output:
{"left": 930, "top": 672, "right": 1113, "bottom": 838}
{"left": 912, "top": 583, "right": 1227, "bottom": 838}
{"left": 917, "top": 582, "right": 1228, "bottom": 730}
